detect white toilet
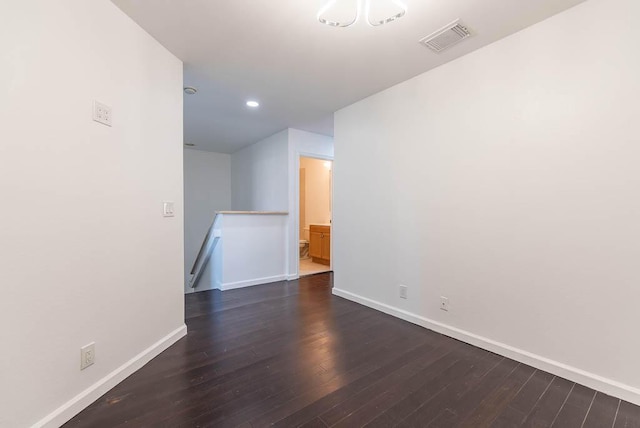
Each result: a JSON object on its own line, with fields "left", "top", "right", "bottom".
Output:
{"left": 299, "top": 240, "right": 310, "bottom": 259}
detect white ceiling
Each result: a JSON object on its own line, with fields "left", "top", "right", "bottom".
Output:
{"left": 112, "top": 0, "right": 586, "bottom": 153}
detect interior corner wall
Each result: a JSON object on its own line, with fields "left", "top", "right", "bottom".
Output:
{"left": 184, "top": 149, "right": 231, "bottom": 293}
{"left": 230, "top": 129, "right": 290, "bottom": 212}
{"left": 334, "top": 0, "right": 640, "bottom": 405}
{"left": 0, "top": 1, "right": 185, "bottom": 426}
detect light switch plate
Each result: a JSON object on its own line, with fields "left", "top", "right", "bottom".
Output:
{"left": 93, "top": 100, "right": 112, "bottom": 127}
{"left": 163, "top": 201, "right": 175, "bottom": 217}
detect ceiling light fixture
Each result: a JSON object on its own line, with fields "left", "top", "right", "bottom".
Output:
{"left": 184, "top": 86, "right": 197, "bottom": 95}
{"left": 317, "top": 0, "right": 407, "bottom": 28}
{"left": 246, "top": 100, "right": 260, "bottom": 108}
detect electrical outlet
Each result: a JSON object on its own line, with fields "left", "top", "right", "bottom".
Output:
{"left": 93, "top": 100, "right": 112, "bottom": 127}
{"left": 440, "top": 296, "right": 449, "bottom": 312}
{"left": 163, "top": 201, "right": 175, "bottom": 217}
{"left": 80, "top": 342, "right": 95, "bottom": 370}
{"left": 399, "top": 285, "right": 408, "bottom": 299}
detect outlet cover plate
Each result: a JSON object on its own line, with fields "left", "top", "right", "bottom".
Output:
{"left": 440, "top": 296, "right": 449, "bottom": 311}
{"left": 81, "top": 342, "right": 95, "bottom": 370}
{"left": 399, "top": 285, "right": 408, "bottom": 299}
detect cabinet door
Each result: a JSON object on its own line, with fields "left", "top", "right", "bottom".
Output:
{"left": 309, "top": 231, "right": 323, "bottom": 259}
{"left": 321, "top": 233, "right": 331, "bottom": 261}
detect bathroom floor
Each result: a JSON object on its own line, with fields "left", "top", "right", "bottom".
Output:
{"left": 299, "top": 258, "right": 330, "bottom": 277}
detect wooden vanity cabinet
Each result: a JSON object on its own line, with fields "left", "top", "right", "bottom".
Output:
{"left": 309, "top": 225, "right": 331, "bottom": 265}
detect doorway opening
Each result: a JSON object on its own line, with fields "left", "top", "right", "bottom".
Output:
{"left": 298, "top": 156, "right": 332, "bottom": 277}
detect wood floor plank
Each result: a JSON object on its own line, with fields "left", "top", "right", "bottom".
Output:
{"left": 188, "top": 327, "right": 430, "bottom": 427}
{"left": 300, "top": 417, "right": 329, "bottom": 428}
{"left": 322, "top": 343, "right": 475, "bottom": 427}
{"left": 91, "top": 306, "right": 385, "bottom": 424}
{"left": 395, "top": 355, "right": 510, "bottom": 428}
{"left": 583, "top": 392, "right": 620, "bottom": 428}
{"left": 551, "top": 383, "right": 596, "bottom": 428}
{"left": 272, "top": 337, "right": 456, "bottom": 428}
{"left": 244, "top": 334, "right": 432, "bottom": 428}
{"left": 521, "top": 376, "right": 573, "bottom": 427}
{"left": 614, "top": 400, "right": 640, "bottom": 428}
{"left": 218, "top": 338, "right": 432, "bottom": 426}
{"left": 490, "top": 369, "right": 555, "bottom": 427}
{"left": 62, "top": 273, "right": 640, "bottom": 428}
{"left": 364, "top": 357, "right": 479, "bottom": 426}
{"left": 443, "top": 362, "right": 535, "bottom": 428}
{"left": 142, "top": 321, "right": 417, "bottom": 427}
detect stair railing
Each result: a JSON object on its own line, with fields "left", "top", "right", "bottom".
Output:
{"left": 189, "top": 213, "right": 221, "bottom": 289}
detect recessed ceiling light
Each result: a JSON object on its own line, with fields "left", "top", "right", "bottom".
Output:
{"left": 246, "top": 100, "right": 260, "bottom": 108}
{"left": 184, "top": 86, "right": 197, "bottom": 95}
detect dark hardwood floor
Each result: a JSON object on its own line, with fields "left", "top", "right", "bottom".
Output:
{"left": 66, "top": 273, "right": 639, "bottom": 427}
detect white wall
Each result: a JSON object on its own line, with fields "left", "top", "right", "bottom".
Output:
{"left": 231, "top": 130, "right": 289, "bottom": 211}
{"left": 0, "top": 1, "right": 185, "bottom": 427}
{"left": 190, "top": 213, "right": 288, "bottom": 292}
{"left": 334, "top": 0, "right": 640, "bottom": 405}
{"left": 184, "top": 149, "right": 231, "bottom": 293}
{"left": 221, "top": 214, "right": 288, "bottom": 289}
{"left": 300, "top": 157, "right": 332, "bottom": 240}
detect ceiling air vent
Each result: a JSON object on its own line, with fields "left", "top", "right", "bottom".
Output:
{"left": 419, "top": 20, "right": 471, "bottom": 53}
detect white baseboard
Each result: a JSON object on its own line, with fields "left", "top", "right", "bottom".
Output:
{"left": 221, "top": 274, "right": 288, "bottom": 291}
{"left": 332, "top": 288, "right": 640, "bottom": 406}
{"left": 33, "top": 324, "right": 188, "bottom": 428}
{"left": 286, "top": 274, "right": 299, "bottom": 281}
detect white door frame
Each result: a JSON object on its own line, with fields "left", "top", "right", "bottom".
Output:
{"left": 295, "top": 151, "right": 334, "bottom": 278}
